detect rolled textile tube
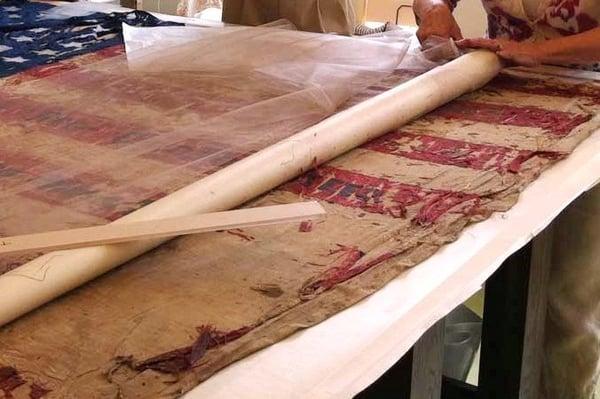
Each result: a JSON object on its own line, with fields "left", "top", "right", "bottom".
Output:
{"left": 0, "top": 50, "right": 502, "bottom": 327}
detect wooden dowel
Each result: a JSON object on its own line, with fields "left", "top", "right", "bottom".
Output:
{"left": 0, "top": 202, "right": 325, "bottom": 256}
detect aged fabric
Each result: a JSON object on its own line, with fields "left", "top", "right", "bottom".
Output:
{"left": 0, "top": 0, "right": 178, "bottom": 77}
{"left": 0, "top": 33, "right": 599, "bottom": 398}
{"left": 0, "top": 3, "right": 599, "bottom": 398}
{"left": 221, "top": 0, "right": 356, "bottom": 34}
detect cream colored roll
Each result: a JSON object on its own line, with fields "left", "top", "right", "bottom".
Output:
{"left": 0, "top": 51, "right": 502, "bottom": 327}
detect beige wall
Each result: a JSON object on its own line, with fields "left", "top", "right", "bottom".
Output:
{"left": 365, "top": 0, "right": 488, "bottom": 37}
{"left": 365, "top": 0, "right": 415, "bottom": 25}
{"left": 454, "top": 1, "right": 487, "bottom": 37}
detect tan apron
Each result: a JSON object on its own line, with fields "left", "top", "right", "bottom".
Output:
{"left": 222, "top": 0, "right": 357, "bottom": 35}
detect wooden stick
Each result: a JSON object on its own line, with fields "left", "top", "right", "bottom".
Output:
{"left": 0, "top": 202, "right": 325, "bottom": 256}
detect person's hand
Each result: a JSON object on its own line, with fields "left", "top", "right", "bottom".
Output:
{"left": 456, "top": 38, "right": 545, "bottom": 66}
{"left": 416, "top": 4, "right": 463, "bottom": 44}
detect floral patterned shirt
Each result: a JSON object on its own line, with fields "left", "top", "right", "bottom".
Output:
{"left": 448, "top": 0, "right": 600, "bottom": 41}
{"left": 447, "top": 0, "right": 600, "bottom": 69}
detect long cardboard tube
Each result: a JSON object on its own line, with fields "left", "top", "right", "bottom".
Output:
{"left": 0, "top": 51, "right": 502, "bottom": 326}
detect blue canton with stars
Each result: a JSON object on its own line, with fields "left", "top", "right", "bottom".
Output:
{"left": 0, "top": 0, "right": 179, "bottom": 77}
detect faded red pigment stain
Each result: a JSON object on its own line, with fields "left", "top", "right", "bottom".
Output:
{"left": 367, "top": 69, "right": 422, "bottom": 93}
{"left": 341, "top": 69, "right": 421, "bottom": 110}
{"left": 0, "top": 91, "right": 155, "bottom": 148}
{"left": 46, "top": 64, "right": 275, "bottom": 118}
{"left": 413, "top": 192, "right": 476, "bottom": 226}
{"left": 431, "top": 100, "right": 592, "bottom": 137}
{"left": 47, "top": 69, "right": 244, "bottom": 117}
{"left": 130, "top": 325, "right": 254, "bottom": 374}
{"left": 363, "top": 131, "right": 565, "bottom": 173}
{"left": 225, "top": 229, "right": 255, "bottom": 242}
{"left": 300, "top": 244, "right": 397, "bottom": 299}
{"left": 283, "top": 166, "right": 480, "bottom": 225}
{"left": 489, "top": 73, "right": 600, "bottom": 105}
{"left": 0, "top": 366, "right": 50, "bottom": 399}
{"left": 19, "top": 171, "right": 166, "bottom": 221}
{"left": 0, "top": 149, "right": 57, "bottom": 190}
{"left": 299, "top": 220, "right": 314, "bottom": 232}
{"left": 389, "top": 68, "right": 423, "bottom": 81}
{"left": 16, "top": 62, "right": 79, "bottom": 81}
{"left": 29, "top": 384, "right": 51, "bottom": 399}
{"left": 142, "top": 138, "right": 254, "bottom": 175}
{"left": 142, "top": 138, "right": 232, "bottom": 166}
{"left": 187, "top": 149, "right": 254, "bottom": 175}
{"left": 0, "top": 367, "right": 25, "bottom": 399}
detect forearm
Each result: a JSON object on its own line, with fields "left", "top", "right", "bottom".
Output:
{"left": 538, "top": 28, "right": 600, "bottom": 66}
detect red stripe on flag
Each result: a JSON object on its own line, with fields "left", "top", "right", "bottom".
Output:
{"left": 46, "top": 68, "right": 248, "bottom": 116}
{"left": 489, "top": 73, "right": 600, "bottom": 105}
{"left": 431, "top": 100, "right": 591, "bottom": 137}
{"left": 300, "top": 244, "right": 403, "bottom": 299}
{"left": 0, "top": 149, "right": 55, "bottom": 190}
{"left": 283, "top": 166, "right": 480, "bottom": 225}
{"left": 141, "top": 138, "right": 239, "bottom": 166}
{"left": 363, "top": 131, "right": 564, "bottom": 173}
{"left": 0, "top": 151, "right": 164, "bottom": 221}
{"left": 19, "top": 171, "right": 165, "bottom": 221}
{"left": 0, "top": 91, "right": 155, "bottom": 148}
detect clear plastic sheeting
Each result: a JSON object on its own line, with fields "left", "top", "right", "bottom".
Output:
{"left": 120, "top": 25, "right": 412, "bottom": 145}
{"left": 0, "top": 25, "right": 408, "bottom": 247}
{"left": 420, "top": 35, "right": 461, "bottom": 62}
{"left": 122, "top": 24, "right": 247, "bottom": 54}
{"left": 122, "top": 24, "right": 445, "bottom": 74}
{"left": 121, "top": 19, "right": 301, "bottom": 54}
{"left": 36, "top": 2, "right": 123, "bottom": 19}
{"left": 347, "top": 26, "right": 455, "bottom": 73}
{"left": 129, "top": 28, "right": 406, "bottom": 104}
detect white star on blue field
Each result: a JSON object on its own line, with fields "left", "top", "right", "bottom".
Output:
{"left": 0, "top": 0, "right": 179, "bottom": 77}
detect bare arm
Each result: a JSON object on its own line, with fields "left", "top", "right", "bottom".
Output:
{"left": 457, "top": 27, "right": 600, "bottom": 67}
{"left": 413, "top": 0, "right": 462, "bottom": 43}
{"left": 538, "top": 27, "right": 600, "bottom": 65}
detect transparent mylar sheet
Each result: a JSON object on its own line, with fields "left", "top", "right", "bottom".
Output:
{"left": 0, "top": 25, "right": 410, "bottom": 254}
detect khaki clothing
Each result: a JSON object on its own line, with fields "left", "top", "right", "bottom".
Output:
{"left": 222, "top": 0, "right": 356, "bottom": 35}
{"left": 544, "top": 185, "right": 600, "bottom": 399}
